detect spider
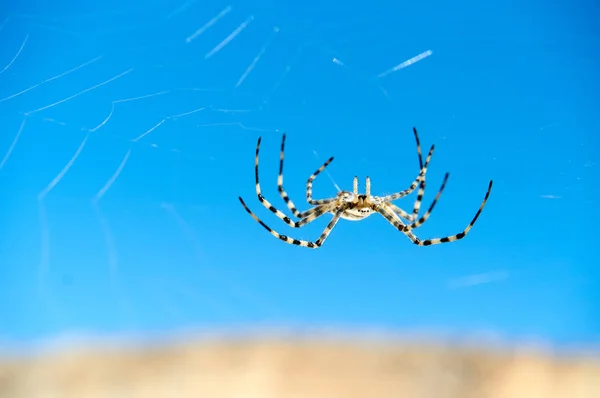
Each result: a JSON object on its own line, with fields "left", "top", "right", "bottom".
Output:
{"left": 238, "top": 128, "right": 493, "bottom": 248}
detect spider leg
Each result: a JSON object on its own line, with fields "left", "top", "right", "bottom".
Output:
{"left": 381, "top": 142, "right": 434, "bottom": 203}
{"left": 375, "top": 204, "right": 428, "bottom": 245}
{"left": 384, "top": 127, "right": 435, "bottom": 224}
{"left": 242, "top": 194, "right": 334, "bottom": 229}
{"left": 408, "top": 127, "right": 427, "bottom": 222}
{"left": 383, "top": 130, "right": 426, "bottom": 223}
{"left": 404, "top": 178, "right": 493, "bottom": 235}
{"left": 376, "top": 180, "right": 493, "bottom": 245}
{"left": 277, "top": 133, "right": 335, "bottom": 219}
{"left": 239, "top": 198, "right": 342, "bottom": 248}
{"left": 387, "top": 203, "right": 414, "bottom": 222}
{"left": 251, "top": 136, "right": 315, "bottom": 226}
{"left": 402, "top": 172, "right": 450, "bottom": 231}
{"left": 305, "top": 152, "right": 336, "bottom": 206}
{"left": 413, "top": 127, "right": 425, "bottom": 171}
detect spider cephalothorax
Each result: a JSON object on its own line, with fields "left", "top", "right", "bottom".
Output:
{"left": 238, "top": 128, "right": 492, "bottom": 249}
{"left": 334, "top": 179, "right": 387, "bottom": 220}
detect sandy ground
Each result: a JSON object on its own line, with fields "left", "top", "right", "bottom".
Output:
{"left": 1, "top": 334, "right": 599, "bottom": 398}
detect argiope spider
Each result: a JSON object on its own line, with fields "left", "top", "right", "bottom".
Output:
{"left": 238, "top": 128, "right": 493, "bottom": 248}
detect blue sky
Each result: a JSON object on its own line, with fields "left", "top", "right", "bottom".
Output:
{"left": 0, "top": 0, "right": 598, "bottom": 347}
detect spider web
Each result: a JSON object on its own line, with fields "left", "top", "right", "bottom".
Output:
{"left": 1, "top": 2, "right": 300, "bottom": 342}
{"left": 1, "top": 0, "right": 595, "bottom": 348}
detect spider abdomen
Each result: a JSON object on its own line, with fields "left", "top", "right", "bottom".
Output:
{"left": 339, "top": 208, "right": 374, "bottom": 221}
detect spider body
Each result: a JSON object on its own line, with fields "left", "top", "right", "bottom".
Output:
{"left": 239, "top": 128, "right": 492, "bottom": 249}
{"left": 334, "top": 181, "right": 387, "bottom": 221}
{"left": 339, "top": 195, "right": 376, "bottom": 221}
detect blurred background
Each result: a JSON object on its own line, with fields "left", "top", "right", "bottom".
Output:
{"left": 0, "top": 0, "right": 598, "bottom": 396}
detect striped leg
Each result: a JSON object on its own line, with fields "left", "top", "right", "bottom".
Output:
{"left": 407, "top": 127, "right": 427, "bottom": 221}
{"left": 387, "top": 204, "right": 414, "bottom": 222}
{"left": 381, "top": 142, "right": 434, "bottom": 203}
{"left": 377, "top": 180, "right": 493, "bottom": 246}
{"left": 249, "top": 136, "right": 320, "bottom": 227}
{"left": 404, "top": 179, "right": 493, "bottom": 234}
{"left": 385, "top": 128, "right": 430, "bottom": 223}
{"left": 386, "top": 127, "right": 436, "bottom": 225}
{"left": 251, "top": 137, "right": 295, "bottom": 222}
{"left": 375, "top": 204, "right": 428, "bottom": 245}
{"left": 384, "top": 170, "right": 443, "bottom": 226}
{"left": 239, "top": 200, "right": 343, "bottom": 249}
{"left": 277, "top": 134, "right": 335, "bottom": 219}
{"left": 239, "top": 195, "right": 332, "bottom": 229}
{"left": 305, "top": 156, "right": 336, "bottom": 206}
{"left": 402, "top": 173, "right": 450, "bottom": 231}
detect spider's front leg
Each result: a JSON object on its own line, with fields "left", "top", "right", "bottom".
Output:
{"left": 382, "top": 142, "right": 434, "bottom": 224}
{"left": 386, "top": 127, "right": 437, "bottom": 223}
{"left": 250, "top": 135, "right": 323, "bottom": 226}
